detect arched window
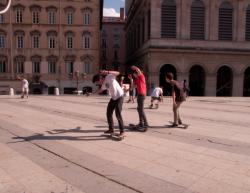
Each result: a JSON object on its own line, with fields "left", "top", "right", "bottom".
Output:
{"left": 31, "top": 55, "right": 41, "bottom": 74}
{"left": 64, "top": 6, "right": 75, "bottom": 25}
{"left": 30, "top": 30, "right": 41, "bottom": 48}
{"left": 190, "top": 0, "right": 205, "bottom": 40}
{"left": 14, "top": 30, "right": 25, "bottom": 48}
{"left": 47, "top": 31, "right": 57, "bottom": 49}
{"left": 65, "top": 31, "right": 74, "bottom": 49}
{"left": 46, "top": 6, "right": 57, "bottom": 24}
{"left": 15, "top": 55, "right": 25, "bottom": 73}
{"left": 218, "top": 1, "right": 233, "bottom": 41}
{"left": 82, "top": 31, "right": 91, "bottom": 49}
{"left": 246, "top": 4, "right": 250, "bottom": 41}
{"left": 82, "top": 7, "right": 92, "bottom": 25}
{"left": 13, "top": 4, "right": 25, "bottom": 23}
{"left": 0, "top": 30, "right": 6, "bottom": 48}
{"left": 161, "top": 0, "right": 176, "bottom": 38}
{"left": 0, "top": 55, "right": 7, "bottom": 73}
{"left": 29, "top": 5, "right": 41, "bottom": 24}
{"left": 47, "top": 55, "right": 57, "bottom": 74}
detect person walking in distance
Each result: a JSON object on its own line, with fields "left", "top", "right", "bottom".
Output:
{"left": 131, "top": 65, "right": 149, "bottom": 131}
{"left": 92, "top": 70, "right": 125, "bottom": 138}
{"left": 18, "top": 76, "right": 29, "bottom": 99}
{"left": 166, "top": 73, "right": 186, "bottom": 127}
{"left": 150, "top": 86, "right": 163, "bottom": 109}
{"left": 127, "top": 74, "right": 135, "bottom": 103}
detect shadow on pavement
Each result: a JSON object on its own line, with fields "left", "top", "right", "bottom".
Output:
{"left": 10, "top": 126, "right": 111, "bottom": 143}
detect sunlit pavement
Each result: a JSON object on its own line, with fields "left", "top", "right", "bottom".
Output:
{"left": 0, "top": 95, "right": 250, "bottom": 193}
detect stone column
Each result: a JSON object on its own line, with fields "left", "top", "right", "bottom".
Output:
{"left": 232, "top": 73, "right": 244, "bottom": 96}
{"left": 205, "top": 73, "right": 217, "bottom": 96}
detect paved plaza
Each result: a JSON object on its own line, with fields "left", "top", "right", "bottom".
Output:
{"left": 0, "top": 95, "right": 250, "bottom": 193}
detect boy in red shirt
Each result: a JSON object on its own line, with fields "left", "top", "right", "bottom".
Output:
{"left": 131, "top": 66, "right": 149, "bottom": 131}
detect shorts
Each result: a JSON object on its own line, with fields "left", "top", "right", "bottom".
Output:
{"left": 22, "top": 88, "right": 29, "bottom": 94}
{"left": 151, "top": 97, "right": 161, "bottom": 101}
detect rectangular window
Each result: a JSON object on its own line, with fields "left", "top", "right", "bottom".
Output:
{"left": 0, "top": 60, "right": 6, "bottom": 73}
{"left": 16, "top": 61, "right": 24, "bottom": 73}
{"left": 67, "top": 36, "right": 73, "bottom": 48}
{"left": 67, "top": 12, "right": 73, "bottom": 25}
{"left": 48, "top": 36, "right": 56, "bottom": 48}
{"left": 48, "top": 11, "right": 56, "bottom": 24}
{"left": 32, "top": 11, "right": 40, "bottom": 24}
{"left": 66, "top": 61, "right": 74, "bottom": 73}
{"left": 0, "top": 35, "right": 5, "bottom": 48}
{"left": 32, "top": 35, "right": 39, "bottom": 48}
{"left": 48, "top": 61, "right": 56, "bottom": 74}
{"left": 32, "top": 61, "right": 40, "bottom": 73}
{"left": 16, "top": 10, "right": 23, "bottom": 23}
{"left": 84, "top": 62, "right": 91, "bottom": 74}
{"left": 84, "top": 13, "right": 90, "bottom": 25}
{"left": 84, "top": 36, "right": 90, "bottom": 49}
{"left": 17, "top": 35, "right": 24, "bottom": 48}
{"left": 0, "top": 14, "right": 4, "bottom": 23}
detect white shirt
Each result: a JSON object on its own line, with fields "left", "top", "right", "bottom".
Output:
{"left": 22, "top": 79, "right": 29, "bottom": 89}
{"left": 101, "top": 74, "right": 124, "bottom": 100}
{"left": 151, "top": 87, "right": 163, "bottom": 97}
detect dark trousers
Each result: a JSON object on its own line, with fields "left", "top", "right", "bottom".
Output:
{"left": 137, "top": 95, "right": 148, "bottom": 126}
{"left": 106, "top": 96, "right": 124, "bottom": 133}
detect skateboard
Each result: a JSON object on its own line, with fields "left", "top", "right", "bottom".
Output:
{"left": 168, "top": 121, "right": 189, "bottom": 129}
{"left": 104, "top": 133, "right": 125, "bottom": 141}
{"left": 128, "top": 124, "right": 147, "bottom": 132}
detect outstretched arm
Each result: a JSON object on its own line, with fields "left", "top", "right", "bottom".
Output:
{"left": 131, "top": 66, "right": 142, "bottom": 75}
{"left": 100, "top": 70, "right": 120, "bottom": 76}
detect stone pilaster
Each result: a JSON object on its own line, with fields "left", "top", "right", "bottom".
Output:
{"left": 232, "top": 73, "right": 244, "bottom": 96}
{"left": 205, "top": 73, "right": 216, "bottom": 96}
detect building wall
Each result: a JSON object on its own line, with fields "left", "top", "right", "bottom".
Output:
{"left": 125, "top": 0, "right": 250, "bottom": 96}
{"left": 0, "top": 0, "right": 102, "bottom": 93}
{"left": 101, "top": 12, "right": 126, "bottom": 72}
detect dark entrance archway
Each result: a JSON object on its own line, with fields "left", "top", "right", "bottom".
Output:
{"left": 159, "top": 64, "right": 177, "bottom": 96}
{"left": 189, "top": 65, "right": 205, "bottom": 96}
{"left": 216, "top": 66, "right": 233, "bottom": 96}
{"left": 243, "top": 67, "right": 250, "bottom": 96}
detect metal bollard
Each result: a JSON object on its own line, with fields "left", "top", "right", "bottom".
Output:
{"left": 9, "top": 88, "right": 14, "bottom": 96}
{"left": 54, "top": 87, "right": 60, "bottom": 95}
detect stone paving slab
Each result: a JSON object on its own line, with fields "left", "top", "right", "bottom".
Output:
{"left": 0, "top": 95, "right": 250, "bottom": 193}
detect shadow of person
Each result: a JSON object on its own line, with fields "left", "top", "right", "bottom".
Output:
{"left": 10, "top": 126, "right": 110, "bottom": 143}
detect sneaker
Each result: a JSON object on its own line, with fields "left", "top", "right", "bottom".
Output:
{"left": 170, "top": 123, "right": 178, "bottom": 127}
{"left": 104, "top": 130, "right": 114, "bottom": 134}
{"left": 149, "top": 104, "right": 153, "bottom": 109}
{"left": 178, "top": 120, "right": 182, "bottom": 125}
{"left": 138, "top": 127, "right": 148, "bottom": 132}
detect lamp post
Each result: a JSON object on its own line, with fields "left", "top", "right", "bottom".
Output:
{"left": 0, "top": 0, "right": 11, "bottom": 14}
{"left": 68, "top": 70, "right": 87, "bottom": 95}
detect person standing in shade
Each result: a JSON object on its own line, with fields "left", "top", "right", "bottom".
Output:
{"left": 18, "top": 76, "right": 29, "bottom": 99}
{"left": 131, "top": 65, "right": 149, "bottom": 131}
{"left": 149, "top": 86, "right": 163, "bottom": 109}
{"left": 166, "top": 73, "right": 186, "bottom": 127}
{"left": 92, "top": 70, "right": 125, "bottom": 138}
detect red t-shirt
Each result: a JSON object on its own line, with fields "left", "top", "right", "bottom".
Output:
{"left": 134, "top": 73, "right": 147, "bottom": 96}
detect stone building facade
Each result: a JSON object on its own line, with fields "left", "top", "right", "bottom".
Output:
{"left": 101, "top": 8, "right": 126, "bottom": 72}
{"left": 0, "top": 0, "right": 103, "bottom": 94}
{"left": 125, "top": 0, "right": 250, "bottom": 96}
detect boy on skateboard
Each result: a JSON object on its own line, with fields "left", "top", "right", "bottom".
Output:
{"left": 92, "top": 70, "right": 125, "bottom": 138}
{"left": 166, "top": 73, "right": 186, "bottom": 127}
{"left": 17, "top": 76, "right": 29, "bottom": 99}
{"left": 150, "top": 87, "right": 163, "bottom": 109}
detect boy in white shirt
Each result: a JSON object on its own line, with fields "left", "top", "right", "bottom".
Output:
{"left": 150, "top": 87, "right": 163, "bottom": 109}
{"left": 18, "top": 76, "right": 29, "bottom": 99}
{"left": 93, "top": 70, "right": 125, "bottom": 138}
